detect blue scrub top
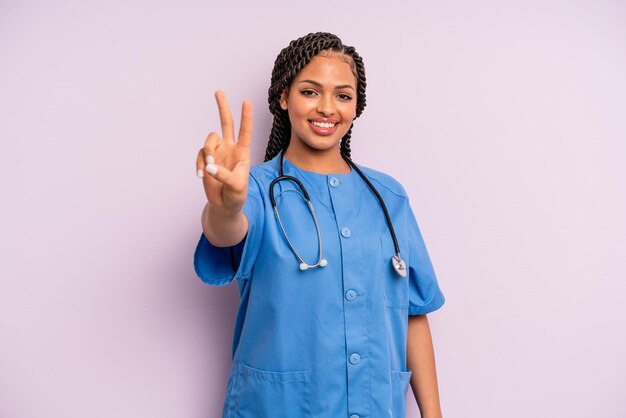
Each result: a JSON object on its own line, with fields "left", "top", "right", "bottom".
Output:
{"left": 194, "top": 152, "right": 445, "bottom": 418}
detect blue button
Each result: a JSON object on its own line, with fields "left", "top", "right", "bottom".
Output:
{"left": 345, "top": 290, "right": 357, "bottom": 301}
{"left": 341, "top": 227, "right": 351, "bottom": 238}
{"left": 350, "top": 414, "right": 360, "bottom": 418}
{"left": 329, "top": 177, "right": 340, "bottom": 187}
{"left": 349, "top": 353, "right": 361, "bottom": 364}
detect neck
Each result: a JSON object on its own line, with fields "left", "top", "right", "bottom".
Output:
{"left": 283, "top": 142, "right": 351, "bottom": 175}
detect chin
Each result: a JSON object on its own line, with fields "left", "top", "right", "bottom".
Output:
{"left": 302, "top": 139, "right": 342, "bottom": 152}
{"left": 303, "top": 134, "right": 348, "bottom": 151}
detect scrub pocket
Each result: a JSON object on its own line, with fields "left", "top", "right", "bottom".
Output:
{"left": 234, "top": 362, "right": 311, "bottom": 418}
{"left": 390, "top": 369, "right": 413, "bottom": 418}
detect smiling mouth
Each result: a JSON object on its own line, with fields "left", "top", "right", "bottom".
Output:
{"left": 310, "top": 121, "right": 337, "bottom": 129}
{"left": 308, "top": 120, "right": 339, "bottom": 136}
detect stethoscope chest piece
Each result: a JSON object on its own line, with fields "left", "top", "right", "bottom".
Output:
{"left": 392, "top": 255, "right": 407, "bottom": 278}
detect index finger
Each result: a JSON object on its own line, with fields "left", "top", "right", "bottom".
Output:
{"left": 215, "top": 90, "right": 234, "bottom": 142}
{"left": 237, "top": 99, "right": 253, "bottom": 148}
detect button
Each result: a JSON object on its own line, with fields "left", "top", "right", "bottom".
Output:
{"left": 350, "top": 414, "right": 360, "bottom": 418}
{"left": 345, "top": 290, "right": 357, "bottom": 301}
{"left": 349, "top": 353, "right": 361, "bottom": 364}
{"left": 329, "top": 177, "right": 340, "bottom": 187}
{"left": 341, "top": 227, "right": 351, "bottom": 238}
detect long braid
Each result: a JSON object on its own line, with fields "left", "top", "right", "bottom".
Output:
{"left": 265, "top": 32, "right": 367, "bottom": 162}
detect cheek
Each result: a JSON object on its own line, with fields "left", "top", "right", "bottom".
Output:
{"left": 287, "top": 105, "right": 306, "bottom": 124}
{"left": 341, "top": 104, "right": 357, "bottom": 121}
{"left": 288, "top": 99, "right": 313, "bottom": 119}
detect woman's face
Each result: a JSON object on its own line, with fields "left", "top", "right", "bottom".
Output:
{"left": 280, "top": 52, "right": 357, "bottom": 154}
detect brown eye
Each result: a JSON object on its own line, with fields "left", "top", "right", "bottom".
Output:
{"left": 300, "top": 90, "right": 317, "bottom": 97}
{"left": 337, "top": 93, "right": 353, "bottom": 101}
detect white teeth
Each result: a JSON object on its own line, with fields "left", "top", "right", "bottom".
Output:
{"left": 311, "top": 121, "right": 336, "bottom": 129}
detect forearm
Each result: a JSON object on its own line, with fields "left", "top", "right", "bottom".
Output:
{"left": 407, "top": 314, "right": 443, "bottom": 418}
{"left": 201, "top": 202, "right": 248, "bottom": 247}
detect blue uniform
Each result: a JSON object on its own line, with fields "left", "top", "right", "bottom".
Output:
{"left": 194, "top": 152, "right": 445, "bottom": 418}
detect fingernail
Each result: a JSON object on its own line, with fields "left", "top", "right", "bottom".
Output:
{"left": 205, "top": 164, "right": 218, "bottom": 175}
{"left": 206, "top": 154, "right": 215, "bottom": 165}
{"left": 197, "top": 169, "right": 204, "bottom": 178}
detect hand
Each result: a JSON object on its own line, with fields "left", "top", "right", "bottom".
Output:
{"left": 196, "top": 91, "right": 253, "bottom": 215}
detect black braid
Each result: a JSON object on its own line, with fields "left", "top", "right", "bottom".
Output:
{"left": 264, "top": 32, "right": 367, "bottom": 162}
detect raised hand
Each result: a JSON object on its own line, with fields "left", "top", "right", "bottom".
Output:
{"left": 196, "top": 91, "right": 253, "bottom": 215}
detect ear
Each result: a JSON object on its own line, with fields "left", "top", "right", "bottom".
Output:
{"left": 279, "top": 90, "right": 288, "bottom": 110}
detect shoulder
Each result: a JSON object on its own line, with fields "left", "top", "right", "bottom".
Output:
{"left": 248, "top": 158, "right": 279, "bottom": 186}
{"left": 355, "top": 163, "right": 408, "bottom": 200}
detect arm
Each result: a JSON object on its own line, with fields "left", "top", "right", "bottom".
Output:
{"left": 196, "top": 91, "right": 253, "bottom": 247}
{"left": 201, "top": 202, "right": 248, "bottom": 247}
{"left": 407, "top": 314, "right": 443, "bottom": 418}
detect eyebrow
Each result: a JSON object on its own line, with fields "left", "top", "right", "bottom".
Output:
{"left": 298, "top": 79, "right": 355, "bottom": 91}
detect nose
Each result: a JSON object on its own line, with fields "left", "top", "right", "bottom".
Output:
{"left": 316, "top": 94, "right": 335, "bottom": 116}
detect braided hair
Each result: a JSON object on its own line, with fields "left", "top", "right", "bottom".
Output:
{"left": 264, "top": 32, "right": 367, "bottom": 161}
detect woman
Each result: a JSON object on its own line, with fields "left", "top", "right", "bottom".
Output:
{"left": 194, "top": 32, "right": 445, "bottom": 418}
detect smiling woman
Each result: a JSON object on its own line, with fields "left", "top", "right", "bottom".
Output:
{"left": 280, "top": 53, "right": 358, "bottom": 172}
{"left": 193, "top": 32, "right": 445, "bottom": 418}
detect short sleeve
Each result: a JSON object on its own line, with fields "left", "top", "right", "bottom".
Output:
{"left": 193, "top": 174, "right": 265, "bottom": 286}
{"left": 406, "top": 202, "right": 445, "bottom": 315}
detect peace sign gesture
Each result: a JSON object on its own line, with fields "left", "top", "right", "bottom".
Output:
{"left": 196, "top": 91, "right": 253, "bottom": 216}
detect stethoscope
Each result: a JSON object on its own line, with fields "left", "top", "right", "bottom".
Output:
{"left": 269, "top": 151, "right": 407, "bottom": 278}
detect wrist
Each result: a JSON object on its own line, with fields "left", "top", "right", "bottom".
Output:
{"left": 202, "top": 203, "right": 247, "bottom": 247}
{"left": 206, "top": 202, "right": 243, "bottom": 220}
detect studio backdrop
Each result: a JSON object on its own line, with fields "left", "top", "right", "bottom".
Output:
{"left": 1, "top": 0, "right": 624, "bottom": 417}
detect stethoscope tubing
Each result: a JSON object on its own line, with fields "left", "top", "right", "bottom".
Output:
{"left": 269, "top": 175, "right": 326, "bottom": 270}
{"left": 269, "top": 150, "right": 406, "bottom": 277}
{"left": 340, "top": 153, "right": 402, "bottom": 258}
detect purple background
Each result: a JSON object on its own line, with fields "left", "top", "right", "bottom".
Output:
{"left": 1, "top": 1, "right": 625, "bottom": 417}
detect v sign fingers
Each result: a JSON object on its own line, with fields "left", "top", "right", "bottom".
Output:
{"left": 215, "top": 90, "right": 235, "bottom": 143}
{"left": 198, "top": 91, "right": 253, "bottom": 216}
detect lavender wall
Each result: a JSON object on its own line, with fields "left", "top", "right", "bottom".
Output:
{"left": 1, "top": 1, "right": 624, "bottom": 417}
